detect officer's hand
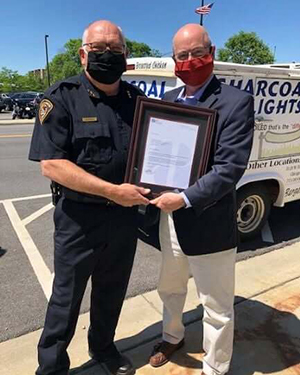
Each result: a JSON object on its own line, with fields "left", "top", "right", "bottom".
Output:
{"left": 150, "top": 192, "right": 185, "bottom": 213}
{"left": 110, "top": 184, "right": 151, "bottom": 207}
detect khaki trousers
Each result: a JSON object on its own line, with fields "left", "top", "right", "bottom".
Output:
{"left": 158, "top": 212, "right": 236, "bottom": 375}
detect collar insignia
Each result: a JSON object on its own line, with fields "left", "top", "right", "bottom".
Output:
{"left": 87, "top": 89, "right": 97, "bottom": 98}
{"left": 39, "top": 99, "right": 54, "bottom": 125}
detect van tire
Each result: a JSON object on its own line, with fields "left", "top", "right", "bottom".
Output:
{"left": 237, "top": 184, "right": 271, "bottom": 241}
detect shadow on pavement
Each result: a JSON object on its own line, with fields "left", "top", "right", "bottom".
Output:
{"left": 70, "top": 296, "right": 300, "bottom": 374}
{"left": 0, "top": 246, "right": 7, "bottom": 257}
{"left": 230, "top": 297, "right": 300, "bottom": 374}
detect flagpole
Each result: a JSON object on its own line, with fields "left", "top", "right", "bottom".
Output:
{"left": 200, "top": 0, "right": 204, "bottom": 25}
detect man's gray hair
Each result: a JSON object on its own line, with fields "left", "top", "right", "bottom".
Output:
{"left": 82, "top": 22, "right": 126, "bottom": 46}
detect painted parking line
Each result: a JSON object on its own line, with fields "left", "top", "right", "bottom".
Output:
{"left": 2, "top": 196, "right": 54, "bottom": 300}
{"left": 0, "top": 134, "right": 32, "bottom": 138}
{"left": 0, "top": 194, "right": 51, "bottom": 204}
{"left": 23, "top": 202, "right": 53, "bottom": 226}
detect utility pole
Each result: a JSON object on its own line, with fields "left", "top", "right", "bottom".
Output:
{"left": 273, "top": 45, "right": 277, "bottom": 61}
{"left": 200, "top": 0, "right": 204, "bottom": 25}
{"left": 44, "top": 34, "right": 51, "bottom": 87}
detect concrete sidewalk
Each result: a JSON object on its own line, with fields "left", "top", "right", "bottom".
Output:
{"left": 1, "top": 242, "right": 300, "bottom": 375}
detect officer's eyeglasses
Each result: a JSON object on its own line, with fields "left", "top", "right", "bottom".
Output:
{"left": 82, "top": 42, "right": 125, "bottom": 55}
{"left": 173, "top": 47, "right": 211, "bottom": 61}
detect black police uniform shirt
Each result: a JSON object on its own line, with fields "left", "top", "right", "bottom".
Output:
{"left": 29, "top": 73, "right": 145, "bottom": 201}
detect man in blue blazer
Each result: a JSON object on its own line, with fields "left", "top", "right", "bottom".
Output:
{"left": 145, "top": 24, "right": 254, "bottom": 375}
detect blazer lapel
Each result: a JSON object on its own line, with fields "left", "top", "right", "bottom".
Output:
{"left": 195, "top": 75, "right": 221, "bottom": 109}
{"left": 164, "top": 76, "right": 222, "bottom": 109}
{"left": 163, "top": 86, "right": 183, "bottom": 102}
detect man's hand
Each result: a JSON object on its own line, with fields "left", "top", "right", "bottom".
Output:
{"left": 110, "top": 183, "right": 151, "bottom": 207}
{"left": 150, "top": 192, "right": 185, "bottom": 213}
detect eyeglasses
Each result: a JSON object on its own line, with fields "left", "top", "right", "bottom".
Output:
{"left": 173, "top": 47, "right": 211, "bottom": 61}
{"left": 82, "top": 42, "right": 126, "bottom": 55}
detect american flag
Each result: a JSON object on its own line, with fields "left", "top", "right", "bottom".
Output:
{"left": 195, "top": 2, "right": 214, "bottom": 15}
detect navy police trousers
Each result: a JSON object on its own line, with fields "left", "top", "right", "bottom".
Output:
{"left": 36, "top": 197, "right": 138, "bottom": 375}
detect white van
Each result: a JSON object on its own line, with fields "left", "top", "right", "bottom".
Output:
{"left": 123, "top": 57, "right": 300, "bottom": 240}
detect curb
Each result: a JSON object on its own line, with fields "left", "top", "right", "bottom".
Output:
{"left": 0, "top": 120, "right": 35, "bottom": 125}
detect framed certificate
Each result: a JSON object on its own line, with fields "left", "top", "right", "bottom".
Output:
{"left": 125, "top": 96, "right": 216, "bottom": 196}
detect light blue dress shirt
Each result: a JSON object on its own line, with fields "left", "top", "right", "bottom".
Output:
{"left": 175, "top": 76, "right": 214, "bottom": 208}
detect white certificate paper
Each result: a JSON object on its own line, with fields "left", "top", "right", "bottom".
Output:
{"left": 140, "top": 117, "right": 199, "bottom": 189}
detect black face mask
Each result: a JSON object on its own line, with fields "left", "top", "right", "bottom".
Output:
{"left": 86, "top": 50, "right": 127, "bottom": 84}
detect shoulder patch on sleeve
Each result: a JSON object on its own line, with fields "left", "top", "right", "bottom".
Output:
{"left": 39, "top": 99, "right": 54, "bottom": 124}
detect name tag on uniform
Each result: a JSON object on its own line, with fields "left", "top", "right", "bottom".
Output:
{"left": 82, "top": 117, "right": 98, "bottom": 123}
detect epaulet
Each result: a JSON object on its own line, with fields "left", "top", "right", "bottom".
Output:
{"left": 122, "top": 80, "right": 146, "bottom": 98}
{"left": 45, "top": 74, "right": 82, "bottom": 96}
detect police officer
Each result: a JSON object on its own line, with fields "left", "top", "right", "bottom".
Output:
{"left": 29, "top": 20, "right": 150, "bottom": 375}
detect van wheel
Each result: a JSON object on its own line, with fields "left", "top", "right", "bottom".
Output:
{"left": 237, "top": 185, "right": 271, "bottom": 241}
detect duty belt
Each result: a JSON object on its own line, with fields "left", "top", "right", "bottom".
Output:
{"left": 61, "top": 187, "right": 116, "bottom": 206}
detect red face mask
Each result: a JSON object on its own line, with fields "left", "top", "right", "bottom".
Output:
{"left": 175, "top": 54, "right": 214, "bottom": 87}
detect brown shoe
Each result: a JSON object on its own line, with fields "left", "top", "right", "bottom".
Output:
{"left": 149, "top": 339, "right": 185, "bottom": 367}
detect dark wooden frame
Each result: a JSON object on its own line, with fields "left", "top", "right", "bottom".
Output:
{"left": 125, "top": 96, "right": 217, "bottom": 196}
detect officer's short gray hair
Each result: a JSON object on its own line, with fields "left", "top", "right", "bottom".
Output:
{"left": 82, "top": 21, "right": 126, "bottom": 46}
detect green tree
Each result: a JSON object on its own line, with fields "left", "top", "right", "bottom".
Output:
{"left": 217, "top": 31, "right": 274, "bottom": 65}
{"left": 126, "top": 38, "right": 161, "bottom": 58}
{"left": 0, "top": 67, "right": 47, "bottom": 92}
{"left": 49, "top": 38, "right": 82, "bottom": 83}
{"left": 0, "top": 67, "right": 24, "bottom": 92}
{"left": 23, "top": 72, "right": 47, "bottom": 92}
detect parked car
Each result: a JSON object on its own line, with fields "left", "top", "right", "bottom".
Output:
{"left": 12, "top": 102, "right": 36, "bottom": 119}
{"left": 9, "top": 92, "right": 22, "bottom": 99}
{"left": 0, "top": 97, "right": 5, "bottom": 112}
{"left": 11, "top": 92, "right": 37, "bottom": 106}
{"left": 11, "top": 92, "right": 43, "bottom": 118}
{"left": 0, "top": 93, "right": 13, "bottom": 111}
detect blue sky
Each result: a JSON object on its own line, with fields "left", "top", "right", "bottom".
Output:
{"left": 1, "top": 0, "right": 299, "bottom": 74}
